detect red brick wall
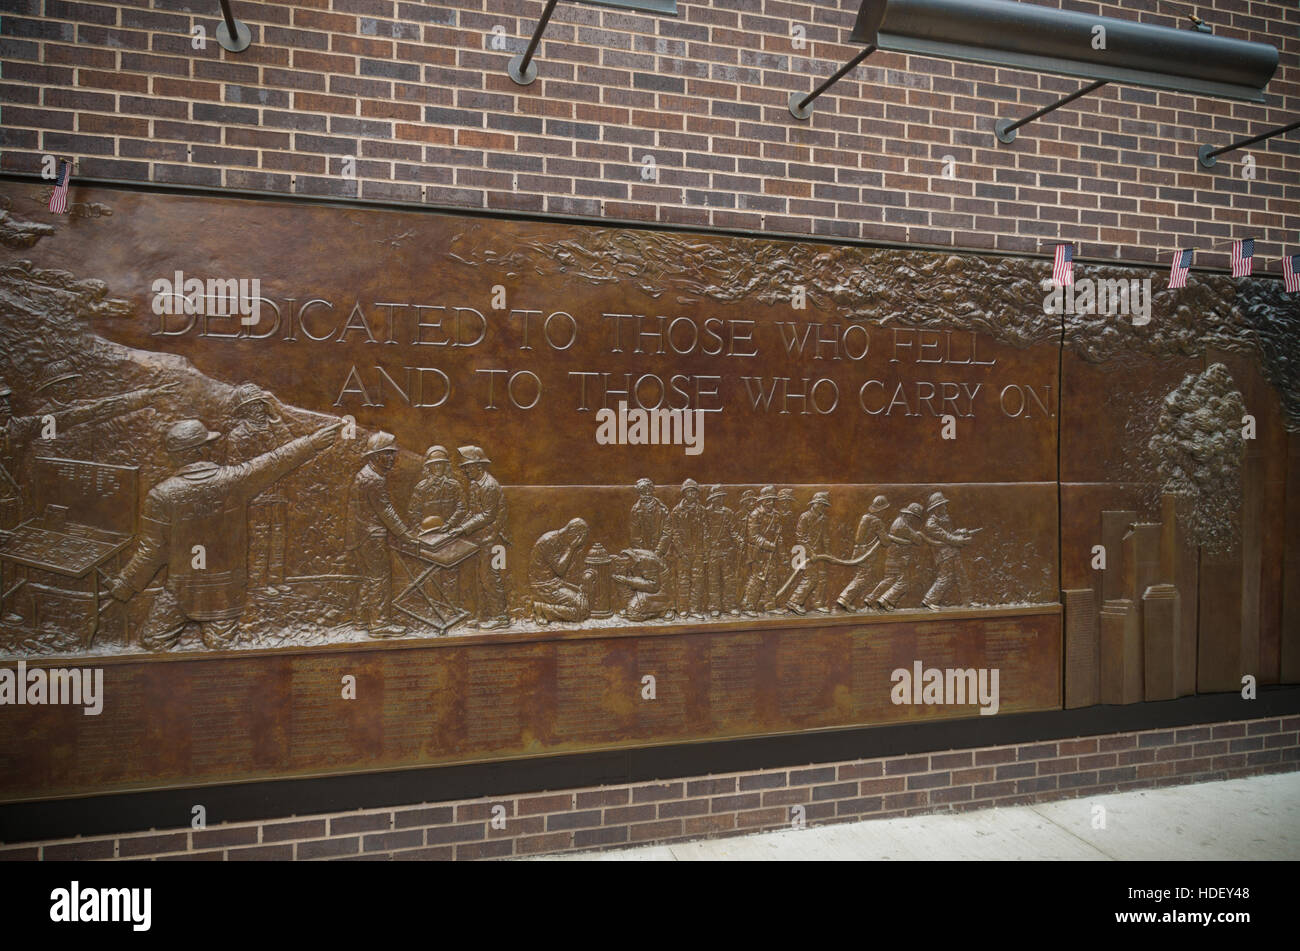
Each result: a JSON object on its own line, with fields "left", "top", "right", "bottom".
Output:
{"left": 3, "top": 715, "right": 1295, "bottom": 860}
{"left": 2, "top": 0, "right": 1297, "bottom": 271}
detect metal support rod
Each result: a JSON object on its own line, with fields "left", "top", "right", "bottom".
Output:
{"left": 217, "top": 0, "right": 239, "bottom": 36}
{"left": 995, "top": 80, "right": 1108, "bottom": 144}
{"left": 215, "top": 0, "right": 252, "bottom": 53}
{"left": 509, "top": 0, "right": 561, "bottom": 87}
{"left": 1198, "top": 118, "right": 1300, "bottom": 168}
{"left": 789, "top": 45, "right": 877, "bottom": 120}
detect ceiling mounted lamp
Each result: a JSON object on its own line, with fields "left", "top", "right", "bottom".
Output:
{"left": 508, "top": 0, "right": 678, "bottom": 87}
{"left": 787, "top": 0, "right": 1279, "bottom": 136}
{"left": 216, "top": 0, "right": 251, "bottom": 53}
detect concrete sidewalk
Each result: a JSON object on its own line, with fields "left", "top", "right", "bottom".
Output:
{"left": 529, "top": 772, "right": 1300, "bottom": 861}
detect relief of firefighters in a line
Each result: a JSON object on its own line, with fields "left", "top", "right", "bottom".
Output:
{"left": 580, "top": 479, "right": 983, "bottom": 626}
{"left": 0, "top": 370, "right": 984, "bottom": 655}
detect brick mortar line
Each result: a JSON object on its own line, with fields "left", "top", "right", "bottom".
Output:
{"left": 12, "top": 100, "right": 1297, "bottom": 142}
{"left": 13, "top": 35, "right": 1298, "bottom": 106}
{"left": 13, "top": 139, "right": 1293, "bottom": 192}
{"left": 14, "top": 123, "right": 1296, "bottom": 165}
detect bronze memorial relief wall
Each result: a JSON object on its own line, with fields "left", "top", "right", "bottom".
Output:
{"left": 0, "top": 182, "right": 1294, "bottom": 801}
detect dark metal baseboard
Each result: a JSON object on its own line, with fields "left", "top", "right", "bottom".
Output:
{"left": 3, "top": 685, "right": 1296, "bottom": 846}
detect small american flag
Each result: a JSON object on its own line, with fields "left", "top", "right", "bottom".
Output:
{"left": 1284, "top": 253, "right": 1300, "bottom": 293}
{"left": 48, "top": 160, "right": 71, "bottom": 214}
{"left": 1168, "top": 248, "right": 1193, "bottom": 289}
{"left": 1230, "top": 237, "right": 1254, "bottom": 277}
{"left": 1052, "top": 243, "right": 1073, "bottom": 287}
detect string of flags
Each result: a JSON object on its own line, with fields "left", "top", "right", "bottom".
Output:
{"left": 32, "top": 151, "right": 1300, "bottom": 294}
{"left": 1050, "top": 237, "right": 1295, "bottom": 291}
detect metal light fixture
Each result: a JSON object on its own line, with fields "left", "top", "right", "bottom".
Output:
{"left": 851, "top": 0, "right": 1276, "bottom": 100}
{"left": 216, "top": 0, "right": 251, "bottom": 53}
{"left": 509, "top": 0, "right": 678, "bottom": 87}
{"left": 811, "top": 0, "right": 1279, "bottom": 139}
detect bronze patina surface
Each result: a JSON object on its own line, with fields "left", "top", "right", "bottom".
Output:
{"left": 0, "top": 182, "right": 1294, "bottom": 798}
{"left": 1, "top": 607, "right": 1059, "bottom": 800}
